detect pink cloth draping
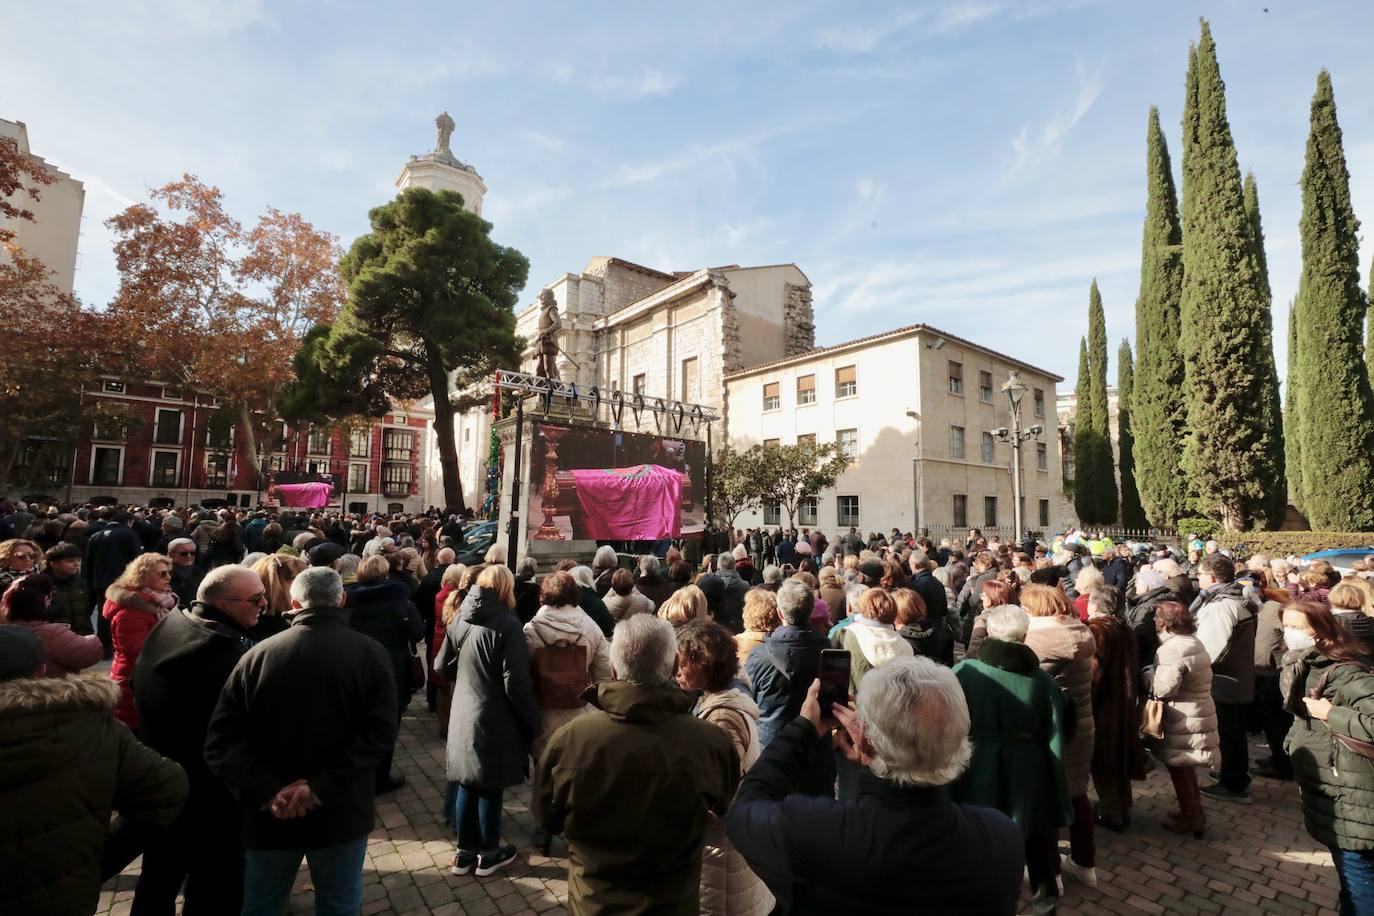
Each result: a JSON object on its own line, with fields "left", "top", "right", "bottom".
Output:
{"left": 275, "top": 481, "right": 333, "bottom": 508}
{"left": 569, "top": 464, "right": 682, "bottom": 540}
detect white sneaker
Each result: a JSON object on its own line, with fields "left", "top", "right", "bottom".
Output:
{"left": 1060, "top": 853, "right": 1098, "bottom": 888}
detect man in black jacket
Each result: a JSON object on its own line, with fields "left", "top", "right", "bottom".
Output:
{"left": 84, "top": 510, "right": 143, "bottom": 654}
{"left": 131, "top": 565, "right": 265, "bottom": 916}
{"left": 907, "top": 552, "right": 953, "bottom": 665}
{"left": 727, "top": 658, "right": 1023, "bottom": 914}
{"left": 206, "top": 567, "right": 397, "bottom": 916}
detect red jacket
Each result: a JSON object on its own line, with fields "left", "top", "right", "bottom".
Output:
{"left": 430, "top": 584, "right": 455, "bottom": 688}
{"left": 102, "top": 587, "right": 174, "bottom": 731}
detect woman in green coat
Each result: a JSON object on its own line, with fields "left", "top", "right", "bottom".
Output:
{"left": 951, "top": 604, "right": 1072, "bottom": 916}
{"left": 1281, "top": 600, "right": 1374, "bottom": 915}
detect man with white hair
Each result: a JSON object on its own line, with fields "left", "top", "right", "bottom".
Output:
{"left": 728, "top": 657, "right": 1023, "bottom": 914}
{"left": 206, "top": 568, "right": 398, "bottom": 916}
{"left": 633, "top": 553, "right": 677, "bottom": 610}
{"left": 696, "top": 552, "right": 748, "bottom": 633}
{"left": 131, "top": 564, "right": 266, "bottom": 914}
{"left": 165, "top": 536, "right": 205, "bottom": 607}
{"left": 533, "top": 615, "right": 739, "bottom": 914}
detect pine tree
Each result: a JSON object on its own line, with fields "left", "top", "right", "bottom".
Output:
{"left": 1117, "top": 339, "right": 1147, "bottom": 527}
{"left": 1293, "top": 70, "right": 1374, "bottom": 529}
{"left": 1178, "top": 21, "right": 1283, "bottom": 530}
{"left": 1243, "top": 172, "right": 1288, "bottom": 528}
{"left": 1284, "top": 301, "right": 1304, "bottom": 514}
{"left": 1073, "top": 337, "right": 1098, "bottom": 524}
{"left": 1133, "top": 106, "right": 1189, "bottom": 526}
{"left": 1087, "top": 280, "right": 1117, "bottom": 523}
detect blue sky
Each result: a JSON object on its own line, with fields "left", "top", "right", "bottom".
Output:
{"left": 8, "top": 0, "right": 1374, "bottom": 384}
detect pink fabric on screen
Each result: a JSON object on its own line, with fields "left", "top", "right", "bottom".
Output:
{"left": 276, "top": 481, "right": 334, "bottom": 508}
{"left": 569, "top": 464, "right": 682, "bottom": 540}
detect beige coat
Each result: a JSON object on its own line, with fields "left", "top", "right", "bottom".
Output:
{"left": 522, "top": 605, "right": 613, "bottom": 759}
{"left": 603, "top": 589, "right": 654, "bottom": 621}
{"left": 1025, "top": 616, "right": 1096, "bottom": 797}
{"left": 697, "top": 689, "right": 773, "bottom": 916}
{"left": 1147, "top": 633, "right": 1219, "bottom": 768}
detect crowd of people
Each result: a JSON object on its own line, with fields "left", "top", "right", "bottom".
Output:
{"left": 4, "top": 498, "right": 1374, "bottom": 914}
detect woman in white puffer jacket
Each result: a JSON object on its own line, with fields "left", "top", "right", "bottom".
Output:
{"left": 676, "top": 619, "right": 774, "bottom": 916}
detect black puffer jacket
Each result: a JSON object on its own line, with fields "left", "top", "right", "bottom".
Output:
{"left": 0, "top": 672, "right": 187, "bottom": 916}
{"left": 1286, "top": 653, "right": 1374, "bottom": 851}
{"left": 346, "top": 579, "right": 424, "bottom": 702}
{"left": 1126, "top": 586, "right": 1175, "bottom": 667}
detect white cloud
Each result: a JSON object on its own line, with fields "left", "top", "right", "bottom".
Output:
{"left": 931, "top": 0, "right": 1004, "bottom": 33}
{"left": 813, "top": 9, "right": 923, "bottom": 53}
{"left": 1000, "top": 58, "right": 1106, "bottom": 185}
{"left": 554, "top": 66, "right": 685, "bottom": 102}
{"left": 600, "top": 118, "right": 814, "bottom": 189}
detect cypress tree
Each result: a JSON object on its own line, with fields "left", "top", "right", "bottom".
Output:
{"left": 1284, "top": 301, "right": 1304, "bottom": 514}
{"left": 1073, "top": 337, "right": 1098, "bottom": 524}
{"left": 1133, "top": 106, "right": 1189, "bottom": 526}
{"left": 1243, "top": 172, "right": 1288, "bottom": 528}
{"left": 1087, "top": 280, "right": 1117, "bottom": 523}
{"left": 1178, "top": 21, "right": 1280, "bottom": 530}
{"left": 1117, "top": 339, "right": 1147, "bottom": 527}
{"left": 1293, "top": 69, "right": 1374, "bottom": 529}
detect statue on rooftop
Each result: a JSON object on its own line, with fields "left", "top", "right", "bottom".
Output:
{"left": 435, "top": 111, "right": 455, "bottom": 155}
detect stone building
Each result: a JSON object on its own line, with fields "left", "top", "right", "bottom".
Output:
{"left": 726, "top": 325, "right": 1064, "bottom": 538}
{"left": 0, "top": 118, "right": 85, "bottom": 297}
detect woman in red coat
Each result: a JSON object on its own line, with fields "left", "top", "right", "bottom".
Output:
{"left": 102, "top": 553, "right": 177, "bottom": 732}
{"left": 430, "top": 563, "right": 471, "bottom": 738}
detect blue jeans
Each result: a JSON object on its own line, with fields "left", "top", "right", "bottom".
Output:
{"left": 242, "top": 836, "right": 368, "bottom": 916}
{"left": 1332, "top": 847, "right": 1374, "bottom": 915}
{"left": 454, "top": 784, "right": 503, "bottom": 852}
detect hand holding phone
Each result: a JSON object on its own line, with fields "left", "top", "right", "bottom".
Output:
{"left": 818, "top": 648, "right": 851, "bottom": 713}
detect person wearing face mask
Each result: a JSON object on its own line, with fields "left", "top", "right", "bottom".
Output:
{"left": 1280, "top": 600, "right": 1374, "bottom": 914}
{"left": 1144, "top": 601, "right": 1219, "bottom": 838}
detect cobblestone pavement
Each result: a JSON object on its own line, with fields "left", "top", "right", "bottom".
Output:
{"left": 99, "top": 701, "right": 1340, "bottom": 915}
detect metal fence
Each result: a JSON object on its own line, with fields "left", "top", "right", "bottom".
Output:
{"left": 916, "top": 523, "right": 1179, "bottom": 545}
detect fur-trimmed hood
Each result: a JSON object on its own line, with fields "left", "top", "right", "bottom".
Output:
{"left": 0, "top": 672, "right": 122, "bottom": 788}
{"left": 0, "top": 670, "right": 119, "bottom": 715}
{"left": 102, "top": 584, "right": 167, "bottom": 619}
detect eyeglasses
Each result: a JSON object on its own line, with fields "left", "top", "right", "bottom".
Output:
{"left": 224, "top": 593, "right": 268, "bottom": 604}
{"left": 172, "top": 550, "right": 196, "bottom": 557}
{"left": 156, "top": 569, "right": 172, "bottom": 578}
{"left": 11, "top": 554, "right": 36, "bottom": 561}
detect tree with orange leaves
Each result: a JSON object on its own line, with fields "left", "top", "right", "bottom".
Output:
{"left": 105, "top": 175, "right": 345, "bottom": 479}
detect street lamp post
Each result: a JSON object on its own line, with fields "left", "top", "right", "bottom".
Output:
{"left": 992, "top": 371, "right": 1044, "bottom": 541}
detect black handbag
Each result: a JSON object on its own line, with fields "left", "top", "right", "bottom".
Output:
{"left": 407, "top": 643, "right": 425, "bottom": 692}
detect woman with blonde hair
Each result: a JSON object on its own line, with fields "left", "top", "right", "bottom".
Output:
{"left": 842, "top": 587, "right": 914, "bottom": 694}
{"left": 1330, "top": 579, "right": 1374, "bottom": 647}
{"left": 249, "top": 553, "right": 306, "bottom": 639}
{"left": 1022, "top": 583, "right": 1098, "bottom": 887}
{"left": 736, "top": 588, "right": 778, "bottom": 666}
{"left": 658, "top": 584, "right": 708, "bottom": 627}
{"left": 103, "top": 553, "right": 177, "bottom": 731}
{"left": 0, "top": 538, "right": 41, "bottom": 593}
{"left": 1072, "top": 564, "right": 1104, "bottom": 621}
{"left": 436, "top": 563, "right": 539, "bottom": 877}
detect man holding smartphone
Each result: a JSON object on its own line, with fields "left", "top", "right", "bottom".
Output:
{"left": 726, "top": 658, "right": 1024, "bottom": 914}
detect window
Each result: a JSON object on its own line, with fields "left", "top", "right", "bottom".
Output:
{"left": 984, "top": 496, "right": 998, "bottom": 528}
{"left": 948, "top": 361, "right": 963, "bottom": 395}
{"left": 350, "top": 428, "right": 371, "bottom": 458}
{"left": 837, "top": 428, "right": 858, "bottom": 460}
{"left": 632, "top": 373, "right": 646, "bottom": 396}
{"left": 1039, "top": 499, "right": 1050, "bottom": 527}
{"left": 148, "top": 451, "right": 177, "bottom": 487}
{"left": 92, "top": 447, "right": 122, "bottom": 486}
{"left": 349, "top": 463, "right": 369, "bottom": 492}
{"left": 382, "top": 463, "right": 413, "bottom": 496}
{"left": 306, "top": 459, "right": 330, "bottom": 476}
{"left": 952, "top": 494, "right": 968, "bottom": 528}
{"left": 763, "top": 502, "right": 781, "bottom": 526}
{"left": 762, "top": 438, "right": 780, "bottom": 449}
{"left": 307, "top": 427, "right": 331, "bottom": 454}
{"left": 981, "top": 431, "right": 995, "bottom": 463}
{"left": 92, "top": 416, "right": 127, "bottom": 441}
{"left": 798, "top": 496, "right": 819, "bottom": 527}
{"left": 835, "top": 365, "right": 857, "bottom": 398}
{"left": 205, "top": 454, "right": 230, "bottom": 489}
{"left": 1033, "top": 387, "right": 1045, "bottom": 418}
{"left": 102, "top": 380, "right": 125, "bottom": 393}
{"left": 797, "top": 374, "right": 816, "bottom": 405}
{"left": 1036, "top": 443, "right": 1048, "bottom": 471}
{"left": 762, "top": 382, "right": 781, "bottom": 411}
{"left": 979, "top": 370, "right": 993, "bottom": 403}
{"left": 161, "top": 386, "right": 181, "bottom": 400}
{"left": 153, "top": 408, "right": 182, "bottom": 445}
{"left": 382, "top": 429, "right": 415, "bottom": 461}
{"left": 465, "top": 428, "right": 471, "bottom": 443}
{"left": 681, "top": 357, "right": 700, "bottom": 403}
{"left": 204, "top": 420, "right": 232, "bottom": 450}
{"left": 837, "top": 495, "right": 860, "bottom": 527}
{"left": 950, "top": 425, "right": 965, "bottom": 460}
{"left": 797, "top": 433, "right": 816, "bottom": 447}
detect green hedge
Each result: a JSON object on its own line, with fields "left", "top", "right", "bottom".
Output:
{"left": 1214, "top": 531, "right": 1374, "bottom": 557}
{"left": 1175, "top": 516, "right": 1217, "bottom": 540}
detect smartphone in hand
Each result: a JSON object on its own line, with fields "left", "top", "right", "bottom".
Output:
{"left": 818, "top": 648, "right": 851, "bottom": 713}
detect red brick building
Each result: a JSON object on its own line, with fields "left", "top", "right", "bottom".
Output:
{"left": 17, "top": 376, "right": 434, "bottom": 513}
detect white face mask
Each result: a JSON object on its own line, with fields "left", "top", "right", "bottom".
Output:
{"left": 1283, "top": 628, "right": 1316, "bottom": 652}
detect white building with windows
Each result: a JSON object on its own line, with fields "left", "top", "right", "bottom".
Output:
{"left": 725, "top": 323, "right": 1065, "bottom": 538}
